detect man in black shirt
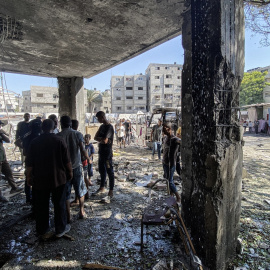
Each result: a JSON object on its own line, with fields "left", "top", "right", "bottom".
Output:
{"left": 162, "top": 123, "right": 181, "bottom": 203}
{"left": 15, "top": 113, "right": 30, "bottom": 163}
{"left": 94, "top": 111, "right": 115, "bottom": 198}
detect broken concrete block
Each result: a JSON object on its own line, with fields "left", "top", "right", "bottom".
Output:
{"left": 128, "top": 173, "right": 136, "bottom": 181}
{"left": 118, "top": 175, "right": 127, "bottom": 182}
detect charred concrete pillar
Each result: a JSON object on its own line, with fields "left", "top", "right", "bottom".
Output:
{"left": 57, "top": 77, "right": 85, "bottom": 133}
{"left": 181, "top": 0, "right": 244, "bottom": 269}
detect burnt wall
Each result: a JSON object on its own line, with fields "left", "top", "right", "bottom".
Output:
{"left": 181, "top": 0, "right": 244, "bottom": 269}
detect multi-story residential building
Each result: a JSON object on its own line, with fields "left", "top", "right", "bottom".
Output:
{"left": 22, "top": 85, "right": 59, "bottom": 113}
{"left": 111, "top": 74, "right": 147, "bottom": 113}
{"left": 145, "top": 63, "right": 182, "bottom": 112}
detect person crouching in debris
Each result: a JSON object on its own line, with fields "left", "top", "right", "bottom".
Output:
{"left": 93, "top": 111, "right": 115, "bottom": 200}
{"left": 58, "top": 116, "right": 89, "bottom": 220}
{"left": 26, "top": 119, "right": 73, "bottom": 238}
{"left": 162, "top": 123, "right": 181, "bottom": 203}
{"left": 0, "top": 121, "right": 23, "bottom": 195}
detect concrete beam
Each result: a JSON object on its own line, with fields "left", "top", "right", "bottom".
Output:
{"left": 181, "top": 0, "right": 244, "bottom": 269}
{"left": 58, "top": 77, "right": 85, "bottom": 133}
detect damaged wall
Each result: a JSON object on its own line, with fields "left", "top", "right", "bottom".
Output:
{"left": 181, "top": 0, "right": 244, "bottom": 269}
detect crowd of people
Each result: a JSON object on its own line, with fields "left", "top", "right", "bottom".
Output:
{"left": 242, "top": 118, "right": 269, "bottom": 134}
{"left": 0, "top": 111, "right": 182, "bottom": 238}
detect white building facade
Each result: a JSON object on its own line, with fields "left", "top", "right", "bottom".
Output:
{"left": 111, "top": 74, "right": 147, "bottom": 113}
{"left": 22, "top": 86, "right": 59, "bottom": 113}
{"left": 146, "top": 63, "right": 182, "bottom": 112}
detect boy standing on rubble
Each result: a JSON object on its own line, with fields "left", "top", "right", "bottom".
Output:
{"left": 94, "top": 111, "right": 115, "bottom": 199}
{"left": 162, "top": 123, "right": 181, "bottom": 203}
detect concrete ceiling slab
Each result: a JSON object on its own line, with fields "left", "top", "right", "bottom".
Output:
{"left": 0, "top": 0, "right": 185, "bottom": 78}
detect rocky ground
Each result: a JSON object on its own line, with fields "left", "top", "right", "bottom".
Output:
{"left": 0, "top": 134, "right": 269, "bottom": 270}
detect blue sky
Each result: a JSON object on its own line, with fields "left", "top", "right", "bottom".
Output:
{"left": 2, "top": 28, "right": 270, "bottom": 95}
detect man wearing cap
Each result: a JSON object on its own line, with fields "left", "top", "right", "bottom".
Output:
{"left": 0, "top": 121, "right": 23, "bottom": 194}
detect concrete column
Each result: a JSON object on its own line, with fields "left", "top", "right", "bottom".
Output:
{"left": 181, "top": 1, "right": 244, "bottom": 269}
{"left": 57, "top": 77, "right": 85, "bottom": 133}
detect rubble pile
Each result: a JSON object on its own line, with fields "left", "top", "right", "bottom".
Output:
{"left": 0, "top": 135, "right": 269, "bottom": 269}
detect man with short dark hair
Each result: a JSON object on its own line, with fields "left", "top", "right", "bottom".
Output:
{"left": 48, "top": 114, "right": 59, "bottom": 134}
{"left": 58, "top": 116, "right": 90, "bottom": 220}
{"left": 26, "top": 119, "right": 73, "bottom": 238}
{"left": 150, "top": 119, "right": 163, "bottom": 160}
{"left": 162, "top": 123, "right": 181, "bottom": 203}
{"left": 15, "top": 113, "right": 30, "bottom": 163}
{"left": 94, "top": 111, "right": 115, "bottom": 199}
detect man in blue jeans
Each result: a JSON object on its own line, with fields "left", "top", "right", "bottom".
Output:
{"left": 162, "top": 123, "right": 181, "bottom": 203}
{"left": 94, "top": 111, "right": 115, "bottom": 199}
{"left": 150, "top": 119, "right": 163, "bottom": 160}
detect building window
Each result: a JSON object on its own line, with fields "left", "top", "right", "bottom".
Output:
{"left": 176, "top": 95, "right": 181, "bottom": 99}
{"left": 177, "top": 76, "right": 181, "bottom": 79}
{"left": 25, "top": 97, "right": 27, "bottom": 100}
{"left": 127, "top": 106, "right": 132, "bottom": 110}
{"left": 126, "top": 96, "right": 133, "bottom": 99}
{"left": 116, "top": 97, "right": 121, "bottom": 100}
{"left": 165, "top": 94, "right": 173, "bottom": 100}
{"left": 166, "top": 75, "right": 172, "bottom": 79}
{"left": 37, "top": 93, "right": 43, "bottom": 97}
{"left": 116, "top": 107, "right": 121, "bottom": 111}
{"left": 165, "top": 84, "right": 173, "bottom": 88}
{"left": 126, "top": 78, "right": 132, "bottom": 81}
{"left": 138, "top": 77, "right": 143, "bottom": 80}
{"left": 138, "top": 97, "right": 143, "bottom": 100}
{"left": 155, "top": 96, "right": 160, "bottom": 100}
{"left": 178, "top": 67, "right": 181, "bottom": 70}
{"left": 155, "top": 76, "right": 160, "bottom": 79}
{"left": 155, "top": 67, "right": 160, "bottom": 70}
{"left": 53, "top": 105, "right": 56, "bottom": 108}
{"left": 138, "top": 87, "right": 143, "bottom": 90}
{"left": 116, "top": 88, "right": 121, "bottom": 91}
{"left": 116, "top": 78, "right": 120, "bottom": 81}
{"left": 155, "top": 86, "right": 160, "bottom": 89}
{"left": 139, "top": 106, "right": 145, "bottom": 110}
{"left": 53, "top": 94, "right": 58, "bottom": 99}
{"left": 265, "top": 92, "right": 270, "bottom": 97}
{"left": 126, "top": 87, "right": 133, "bottom": 90}
{"left": 165, "top": 67, "right": 169, "bottom": 70}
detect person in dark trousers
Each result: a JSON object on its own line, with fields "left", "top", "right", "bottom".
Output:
{"left": 162, "top": 123, "right": 181, "bottom": 203}
{"left": 0, "top": 121, "right": 23, "bottom": 194}
{"left": 26, "top": 119, "right": 73, "bottom": 238}
{"left": 150, "top": 119, "right": 163, "bottom": 160}
{"left": 48, "top": 114, "right": 59, "bottom": 134}
{"left": 23, "top": 118, "right": 42, "bottom": 204}
{"left": 123, "top": 119, "right": 131, "bottom": 145}
{"left": 58, "top": 116, "right": 90, "bottom": 220}
{"left": 94, "top": 111, "right": 115, "bottom": 199}
{"left": 15, "top": 113, "right": 30, "bottom": 164}
{"left": 254, "top": 120, "right": 259, "bottom": 134}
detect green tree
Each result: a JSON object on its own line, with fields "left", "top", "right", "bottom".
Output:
{"left": 240, "top": 71, "right": 269, "bottom": 106}
{"left": 244, "top": 0, "right": 270, "bottom": 46}
{"left": 86, "top": 89, "right": 101, "bottom": 123}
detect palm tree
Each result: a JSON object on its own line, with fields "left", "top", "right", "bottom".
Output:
{"left": 86, "top": 89, "right": 100, "bottom": 124}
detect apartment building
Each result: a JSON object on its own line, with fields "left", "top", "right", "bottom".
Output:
{"left": 22, "top": 86, "right": 59, "bottom": 113}
{"left": 111, "top": 74, "right": 147, "bottom": 113}
{"left": 146, "top": 63, "right": 182, "bottom": 112}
